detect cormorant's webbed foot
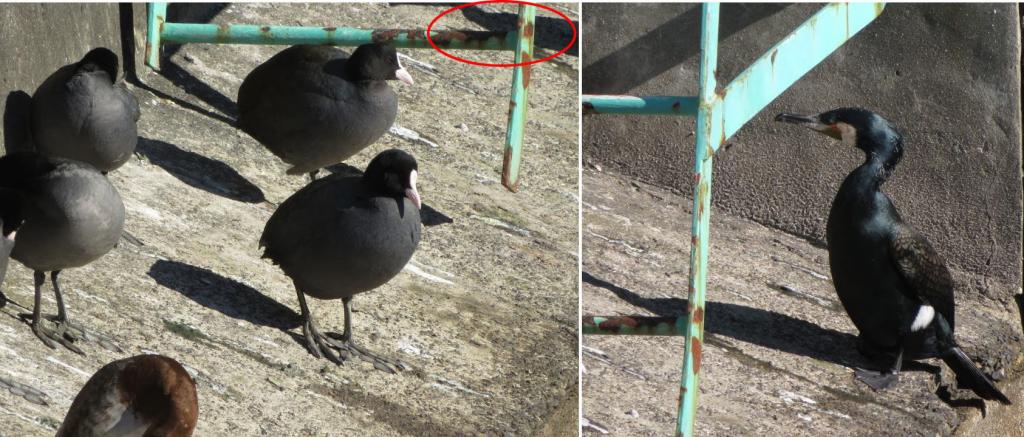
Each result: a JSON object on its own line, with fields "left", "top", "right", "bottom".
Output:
{"left": 855, "top": 368, "right": 900, "bottom": 391}
{"left": 855, "top": 343, "right": 905, "bottom": 391}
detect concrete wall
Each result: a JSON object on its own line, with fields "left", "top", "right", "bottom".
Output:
{"left": 0, "top": 3, "right": 122, "bottom": 153}
{"left": 583, "top": 3, "right": 1023, "bottom": 298}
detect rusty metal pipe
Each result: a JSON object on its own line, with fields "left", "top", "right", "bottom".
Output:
{"left": 581, "top": 95, "right": 698, "bottom": 116}
{"left": 582, "top": 316, "right": 688, "bottom": 336}
{"left": 160, "top": 22, "right": 518, "bottom": 50}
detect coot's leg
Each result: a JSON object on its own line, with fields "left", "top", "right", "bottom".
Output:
{"left": 323, "top": 296, "right": 406, "bottom": 374}
{"left": 295, "top": 286, "right": 341, "bottom": 364}
{"left": 20, "top": 271, "right": 82, "bottom": 354}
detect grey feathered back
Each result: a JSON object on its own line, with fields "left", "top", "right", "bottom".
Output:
{"left": 237, "top": 44, "right": 399, "bottom": 175}
{"left": 30, "top": 48, "right": 139, "bottom": 172}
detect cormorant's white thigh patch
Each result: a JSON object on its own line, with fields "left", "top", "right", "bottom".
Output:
{"left": 910, "top": 305, "right": 935, "bottom": 332}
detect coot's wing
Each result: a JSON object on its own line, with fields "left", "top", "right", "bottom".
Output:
{"left": 260, "top": 175, "right": 362, "bottom": 265}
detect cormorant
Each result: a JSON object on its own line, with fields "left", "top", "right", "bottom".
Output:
{"left": 775, "top": 107, "right": 1011, "bottom": 404}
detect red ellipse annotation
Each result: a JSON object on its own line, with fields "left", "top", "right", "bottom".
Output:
{"left": 425, "top": 0, "right": 577, "bottom": 68}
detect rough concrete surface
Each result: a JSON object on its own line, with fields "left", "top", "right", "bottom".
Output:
{"left": 582, "top": 3, "right": 1022, "bottom": 303}
{"left": 0, "top": 3, "right": 578, "bottom": 436}
{"left": 581, "top": 169, "right": 1022, "bottom": 436}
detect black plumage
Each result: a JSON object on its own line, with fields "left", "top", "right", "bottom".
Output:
{"left": 0, "top": 152, "right": 126, "bottom": 354}
{"left": 237, "top": 43, "right": 414, "bottom": 180}
{"left": 776, "top": 108, "right": 1010, "bottom": 404}
{"left": 260, "top": 149, "right": 421, "bottom": 372}
{"left": 30, "top": 47, "right": 140, "bottom": 173}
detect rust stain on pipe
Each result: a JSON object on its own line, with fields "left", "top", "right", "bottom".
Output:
{"left": 521, "top": 53, "right": 533, "bottom": 88}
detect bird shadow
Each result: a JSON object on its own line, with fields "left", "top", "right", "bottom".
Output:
{"left": 582, "top": 271, "right": 867, "bottom": 369}
{"left": 147, "top": 259, "right": 300, "bottom": 330}
{"left": 582, "top": 3, "right": 788, "bottom": 94}
{"left": 157, "top": 60, "right": 241, "bottom": 121}
{"left": 123, "top": 60, "right": 239, "bottom": 128}
{"left": 118, "top": 4, "right": 238, "bottom": 127}
{"left": 324, "top": 162, "right": 453, "bottom": 227}
{"left": 136, "top": 137, "right": 266, "bottom": 203}
{"left": 459, "top": 5, "right": 579, "bottom": 57}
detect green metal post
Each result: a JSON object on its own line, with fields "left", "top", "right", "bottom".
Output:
{"left": 146, "top": 2, "right": 167, "bottom": 69}
{"left": 501, "top": 4, "right": 536, "bottom": 192}
{"left": 677, "top": 3, "right": 720, "bottom": 436}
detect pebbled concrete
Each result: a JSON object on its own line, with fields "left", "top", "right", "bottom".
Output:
{"left": 581, "top": 168, "right": 1022, "bottom": 436}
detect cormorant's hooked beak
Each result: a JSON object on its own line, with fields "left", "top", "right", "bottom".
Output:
{"left": 405, "top": 170, "right": 421, "bottom": 210}
{"left": 395, "top": 56, "right": 414, "bottom": 85}
{"left": 774, "top": 113, "right": 842, "bottom": 140}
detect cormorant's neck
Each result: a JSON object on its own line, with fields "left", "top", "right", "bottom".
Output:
{"left": 843, "top": 141, "right": 901, "bottom": 192}
{"left": 838, "top": 154, "right": 892, "bottom": 204}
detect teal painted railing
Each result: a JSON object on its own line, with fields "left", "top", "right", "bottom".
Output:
{"left": 145, "top": 3, "right": 536, "bottom": 192}
{"left": 581, "top": 3, "right": 885, "bottom": 436}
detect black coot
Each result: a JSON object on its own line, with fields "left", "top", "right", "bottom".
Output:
{"left": 237, "top": 43, "right": 414, "bottom": 180}
{"left": 30, "top": 47, "right": 140, "bottom": 173}
{"left": 260, "top": 149, "right": 421, "bottom": 372}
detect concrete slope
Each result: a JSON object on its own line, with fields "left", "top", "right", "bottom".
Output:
{"left": 582, "top": 168, "right": 1021, "bottom": 436}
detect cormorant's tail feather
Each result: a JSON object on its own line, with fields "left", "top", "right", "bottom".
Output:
{"left": 942, "top": 347, "right": 1011, "bottom": 405}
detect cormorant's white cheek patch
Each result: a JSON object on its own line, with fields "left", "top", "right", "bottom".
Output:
{"left": 910, "top": 305, "right": 935, "bottom": 332}
{"left": 836, "top": 122, "right": 857, "bottom": 148}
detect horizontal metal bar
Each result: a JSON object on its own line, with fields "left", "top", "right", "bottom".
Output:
{"left": 582, "top": 316, "right": 688, "bottom": 336}
{"left": 581, "top": 95, "right": 698, "bottom": 116}
{"left": 718, "top": 2, "right": 885, "bottom": 144}
{"left": 161, "top": 23, "right": 518, "bottom": 50}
